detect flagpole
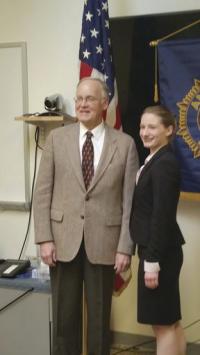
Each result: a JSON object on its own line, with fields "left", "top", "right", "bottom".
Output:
{"left": 149, "top": 18, "right": 200, "bottom": 104}
{"left": 149, "top": 18, "right": 200, "bottom": 46}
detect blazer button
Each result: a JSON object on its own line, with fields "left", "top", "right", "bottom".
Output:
{"left": 85, "top": 195, "right": 90, "bottom": 201}
{"left": 80, "top": 215, "right": 84, "bottom": 219}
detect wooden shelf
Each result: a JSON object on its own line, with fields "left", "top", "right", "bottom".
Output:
{"left": 15, "top": 114, "right": 76, "bottom": 126}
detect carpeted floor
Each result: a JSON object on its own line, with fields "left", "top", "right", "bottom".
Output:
{"left": 110, "top": 342, "right": 200, "bottom": 354}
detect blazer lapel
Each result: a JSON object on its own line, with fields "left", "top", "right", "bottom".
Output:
{"left": 139, "top": 144, "right": 172, "bottom": 181}
{"left": 65, "top": 123, "right": 85, "bottom": 190}
{"left": 65, "top": 123, "right": 117, "bottom": 192}
{"left": 88, "top": 124, "right": 117, "bottom": 191}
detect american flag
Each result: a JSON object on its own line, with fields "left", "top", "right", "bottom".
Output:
{"left": 79, "top": 0, "right": 121, "bottom": 128}
{"left": 79, "top": 1, "right": 132, "bottom": 296}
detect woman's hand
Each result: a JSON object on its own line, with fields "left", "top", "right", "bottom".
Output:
{"left": 144, "top": 271, "right": 159, "bottom": 289}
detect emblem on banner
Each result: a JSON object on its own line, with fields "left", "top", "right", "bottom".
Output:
{"left": 177, "top": 79, "right": 200, "bottom": 158}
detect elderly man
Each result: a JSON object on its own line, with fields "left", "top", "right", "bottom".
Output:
{"left": 34, "top": 77, "right": 138, "bottom": 355}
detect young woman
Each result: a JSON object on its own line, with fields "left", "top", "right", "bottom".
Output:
{"left": 130, "top": 106, "right": 186, "bottom": 355}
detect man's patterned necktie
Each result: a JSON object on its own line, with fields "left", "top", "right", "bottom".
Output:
{"left": 82, "top": 131, "right": 94, "bottom": 190}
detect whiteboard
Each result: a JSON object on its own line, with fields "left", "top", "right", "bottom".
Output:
{"left": 0, "top": 42, "right": 30, "bottom": 210}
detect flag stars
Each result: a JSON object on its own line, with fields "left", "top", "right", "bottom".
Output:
{"left": 81, "top": 34, "right": 86, "bottom": 43}
{"left": 83, "top": 49, "right": 91, "bottom": 59}
{"left": 105, "top": 20, "right": 109, "bottom": 29}
{"left": 102, "top": 2, "right": 108, "bottom": 11}
{"left": 96, "top": 45, "right": 103, "bottom": 54}
{"left": 90, "top": 28, "right": 99, "bottom": 38}
{"left": 79, "top": 1, "right": 119, "bottom": 128}
{"left": 85, "top": 11, "right": 93, "bottom": 21}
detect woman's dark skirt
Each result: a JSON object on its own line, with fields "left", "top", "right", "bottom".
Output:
{"left": 137, "top": 246, "right": 183, "bottom": 325}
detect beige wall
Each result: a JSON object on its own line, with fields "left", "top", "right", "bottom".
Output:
{"left": 0, "top": 0, "right": 199, "bottom": 342}
{"left": 109, "top": 0, "right": 200, "bottom": 17}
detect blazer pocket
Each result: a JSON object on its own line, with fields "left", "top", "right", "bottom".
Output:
{"left": 50, "top": 209, "right": 64, "bottom": 222}
{"left": 106, "top": 215, "right": 121, "bottom": 226}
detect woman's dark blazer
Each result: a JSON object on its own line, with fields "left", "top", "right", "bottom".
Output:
{"left": 130, "top": 144, "right": 185, "bottom": 263}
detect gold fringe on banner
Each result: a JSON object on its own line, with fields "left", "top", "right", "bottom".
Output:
{"left": 154, "top": 83, "right": 159, "bottom": 103}
{"left": 150, "top": 18, "right": 200, "bottom": 202}
{"left": 180, "top": 192, "right": 200, "bottom": 202}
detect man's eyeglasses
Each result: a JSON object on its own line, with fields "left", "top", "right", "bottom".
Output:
{"left": 74, "top": 96, "right": 99, "bottom": 104}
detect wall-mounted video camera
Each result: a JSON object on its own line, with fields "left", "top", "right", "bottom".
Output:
{"left": 44, "top": 94, "right": 63, "bottom": 112}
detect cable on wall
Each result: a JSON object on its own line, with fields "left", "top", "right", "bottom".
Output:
{"left": 18, "top": 127, "right": 41, "bottom": 260}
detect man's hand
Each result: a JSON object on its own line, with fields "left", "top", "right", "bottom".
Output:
{"left": 144, "top": 271, "right": 159, "bottom": 289}
{"left": 40, "top": 241, "right": 56, "bottom": 267}
{"left": 114, "top": 253, "right": 131, "bottom": 274}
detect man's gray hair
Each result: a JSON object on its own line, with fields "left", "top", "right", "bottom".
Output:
{"left": 77, "top": 77, "right": 109, "bottom": 100}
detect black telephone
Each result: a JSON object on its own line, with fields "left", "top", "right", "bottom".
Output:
{"left": 0, "top": 259, "right": 30, "bottom": 278}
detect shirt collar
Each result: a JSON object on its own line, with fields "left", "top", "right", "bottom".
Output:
{"left": 145, "top": 153, "right": 155, "bottom": 164}
{"left": 79, "top": 121, "right": 105, "bottom": 140}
